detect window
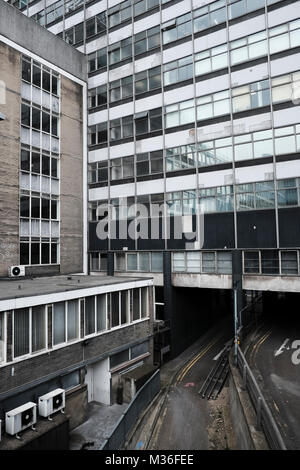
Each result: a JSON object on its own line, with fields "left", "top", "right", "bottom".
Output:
{"left": 110, "top": 115, "right": 134, "bottom": 141}
{"left": 108, "top": 0, "right": 131, "bottom": 28}
{"left": 197, "top": 90, "right": 230, "bottom": 121}
{"left": 88, "top": 161, "right": 109, "bottom": 183}
{"left": 135, "top": 67, "right": 161, "bottom": 95}
{"left": 272, "top": 72, "right": 300, "bottom": 105}
{"left": 53, "top": 302, "right": 66, "bottom": 345}
{"left": 195, "top": 44, "right": 228, "bottom": 76}
{"left": 199, "top": 186, "right": 233, "bottom": 213}
{"left": 88, "top": 48, "right": 107, "bottom": 73}
{"left": 14, "top": 306, "right": 46, "bottom": 358}
{"left": 164, "top": 55, "right": 193, "bottom": 87}
{"left": 236, "top": 181, "right": 275, "bottom": 211}
{"left": 198, "top": 138, "right": 233, "bottom": 167}
{"left": 165, "top": 99, "right": 194, "bottom": 128}
{"left": 110, "top": 156, "right": 134, "bottom": 180}
{"left": 167, "top": 190, "right": 196, "bottom": 215}
{"left": 162, "top": 13, "right": 192, "bottom": 45}
{"left": 0, "top": 312, "right": 5, "bottom": 363}
{"left": 109, "top": 76, "right": 133, "bottom": 103}
{"left": 134, "top": 26, "right": 160, "bottom": 56}
{"left": 234, "top": 129, "right": 273, "bottom": 161}
{"left": 67, "top": 300, "right": 79, "bottom": 341}
{"left": 232, "top": 79, "right": 270, "bottom": 113}
{"left": 230, "top": 30, "right": 267, "bottom": 66}
{"left": 228, "top": 0, "right": 264, "bottom": 20}
{"left": 166, "top": 144, "right": 197, "bottom": 172}
{"left": 88, "top": 85, "right": 107, "bottom": 109}
{"left": 135, "top": 108, "right": 162, "bottom": 135}
{"left": 134, "top": 0, "right": 159, "bottom": 17}
{"left": 136, "top": 150, "right": 163, "bottom": 176}
{"left": 193, "top": 1, "right": 226, "bottom": 34}
{"left": 88, "top": 123, "right": 108, "bottom": 145}
{"left": 269, "top": 19, "right": 300, "bottom": 55}
{"left": 277, "top": 179, "right": 299, "bottom": 207}
{"left": 84, "top": 295, "right": 108, "bottom": 335}
{"left": 108, "top": 38, "right": 132, "bottom": 65}
{"left": 110, "top": 291, "right": 129, "bottom": 327}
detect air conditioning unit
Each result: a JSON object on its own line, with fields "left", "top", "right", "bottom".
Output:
{"left": 5, "top": 402, "right": 37, "bottom": 438}
{"left": 8, "top": 266, "right": 25, "bottom": 278}
{"left": 38, "top": 388, "right": 65, "bottom": 420}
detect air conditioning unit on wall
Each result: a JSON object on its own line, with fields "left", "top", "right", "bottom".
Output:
{"left": 8, "top": 266, "right": 25, "bottom": 278}
{"left": 38, "top": 388, "right": 65, "bottom": 420}
{"left": 5, "top": 402, "right": 37, "bottom": 438}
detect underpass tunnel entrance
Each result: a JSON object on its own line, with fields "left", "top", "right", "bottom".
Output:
{"left": 169, "top": 287, "right": 233, "bottom": 359}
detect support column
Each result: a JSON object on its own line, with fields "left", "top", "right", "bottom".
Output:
{"left": 107, "top": 251, "right": 114, "bottom": 277}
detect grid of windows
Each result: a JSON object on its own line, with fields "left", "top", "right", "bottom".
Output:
{"left": 20, "top": 56, "right": 60, "bottom": 266}
{"left": 172, "top": 251, "right": 232, "bottom": 274}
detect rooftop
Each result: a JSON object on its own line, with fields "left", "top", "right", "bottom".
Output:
{"left": 0, "top": 275, "right": 152, "bottom": 302}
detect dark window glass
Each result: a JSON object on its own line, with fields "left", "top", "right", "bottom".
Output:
{"left": 31, "top": 197, "right": 40, "bottom": 218}
{"left": 21, "top": 149, "right": 30, "bottom": 171}
{"left": 21, "top": 104, "right": 30, "bottom": 127}
{"left": 52, "top": 75, "right": 58, "bottom": 95}
{"left": 51, "top": 200, "right": 57, "bottom": 220}
{"left": 32, "top": 152, "right": 40, "bottom": 173}
{"left": 135, "top": 116, "right": 148, "bottom": 134}
{"left": 42, "top": 70, "right": 51, "bottom": 92}
{"left": 75, "top": 23, "right": 84, "bottom": 43}
{"left": 51, "top": 243, "right": 58, "bottom": 263}
{"left": 42, "top": 112, "right": 50, "bottom": 133}
{"left": 20, "top": 243, "right": 29, "bottom": 265}
{"left": 32, "top": 108, "right": 40, "bottom": 130}
{"left": 42, "top": 155, "right": 50, "bottom": 175}
{"left": 33, "top": 65, "right": 41, "bottom": 87}
{"left": 111, "top": 292, "right": 120, "bottom": 327}
{"left": 51, "top": 158, "right": 58, "bottom": 177}
{"left": 31, "top": 242, "right": 40, "bottom": 264}
{"left": 52, "top": 116, "right": 58, "bottom": 136}
{"left": 22, "top": 60, "right": 31, "bottom": 82}
{"left": 20, "top": 196, "right": 30, "bottom": 217}
{"left": 86, "top": 18, "right": 95, "bottom": 38}
{"left": 41, "top": 243, "right": 50, "bottom": 264}
{"left": 42, "top": 198, "right": 50, "bottom": 219}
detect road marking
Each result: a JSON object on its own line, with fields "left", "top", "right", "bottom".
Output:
{"left": 177, "top": 336, "right": 221, "bottom": 383}
{"left": 274, "top": 338, "right": 290, "bottom": 357}
{"left": 213, "top": 340, "right": 232, "bottom": 361}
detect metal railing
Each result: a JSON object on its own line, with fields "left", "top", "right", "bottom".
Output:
{"left": 236, "top": 345, "right": 286, "bottom": 450}
{"left": 101, "top": 369, "right": 160, "bottom": 450}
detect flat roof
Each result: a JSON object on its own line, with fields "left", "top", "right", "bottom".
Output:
{"left": 0, "top": 275, "right": 152, "bottom": 302}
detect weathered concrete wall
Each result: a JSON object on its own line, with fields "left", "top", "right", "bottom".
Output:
{"left": 65, "top": 385, "right": 88, "bottom": 430}
{"left": 0, "top": 0, "right": 86, "bottom": 81}
{"left": 0, "top": 41, "right": 20, "bottom": 277}
{"left": 60, "top": 76, "right": 84, "bottom": 274}
{"left": 243, "top": 275, "right": 300, "bottom": 293}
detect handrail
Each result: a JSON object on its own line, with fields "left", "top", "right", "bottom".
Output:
{"left": 236, "top": 345, "right": 286, "bottom": 450}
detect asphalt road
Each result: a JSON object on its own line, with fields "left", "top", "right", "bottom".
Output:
{"left": 246, "top": 311, "right": 300, "bottom": 450}
{"left": 148, "top": 318, "right": 234, "bottom": 450}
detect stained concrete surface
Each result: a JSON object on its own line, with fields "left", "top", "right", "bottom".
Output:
{"left": 69, "top": 401, "right": 128, "bottom": 450}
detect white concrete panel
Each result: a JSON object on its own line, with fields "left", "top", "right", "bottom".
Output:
{"left": 194, "top": 29, "right": 227, "bottom": 53}
{"left": 231, "top": 113, "right": 272, "bottom": 135}
{"left": 162, "top": 0, "right": 190, "bottom": 23}
{"left": 243, "top": 276, "right": 300, "bottom": 293}
{"left": 89, "top": 186, "right": 109, "bottom": 201}
{"left": 235, "top": 164, "right": 274, "bottom": 185}
{"left": 172, "top": 273, "right": 232, "bottom": 289}
{"left": 109, "top": 62, "right": 134, "bottom": 81}
{"left": 47, "top": 22, "right": 64, "bottom": 35}
{"left": 28, "top": 3, "right": 45, "bottom": 16}
{"left": 166, "top": 174, "right": 197, "bottom": 192}
{"left": 110, "top": 182, "right": 135, "bottom": 198}
{"left": 76, "top": 45, "right": 85, "bottom": 54}
{"left": 276, "top": 160, "right": 300, "bottom": 180}
{"left": 268, "top": 2, "right": 300, "bottom": 28}
{"left": 271, "top": 53, "right": 300, "bottom": 78}
{"left": 135, "top": 93, "right": 163, "bottom": 113}
{"left": 273, "top": 106, "right": 300, "bottom": 128}
{"left": 108, "top": 0, "right": 120, "bottom": 7}
{"left": 109, "top": 24, "right": 133, "bottom": 45}
{"left": 198, "top": 169, "right": 234, "bottom": 188}
{"left": 135, "top": 135, "right": 164, "bottom": 153}
{"left": 229, "top": 14, "right": 266, "bottom": 41}
{"left": 85, "top": 35, "right": 107, "bottom": 54}
{"left": 163, "top": 40, "right": 193, "bottom": 64}
{"left": 134, "top": 52, "right": 162, "bottom": 73}
{"left": 88, "top": 147, "right": 108, "bottom": 163}
{"left": 88, "top": 109, "right": 108, "bottom": 126}
{"left": 192, "top": 0, "right": 219, "bottom": 8}
{"left": 110, "top": 141, "right": 135, "bottom": 158}
{"left": 231, "top": 62, "right": 269, "bottom": 88}
{"left": 86, "top": 1, "right": 107, "bottom": 18}
{"left": 165, "top": 128, "right": 195, "bottom": 148}
{"left": 197, "top": 121, "right": 233, "bottom": 142}
{"left": 136, "top": 179, "right": 164, "bottom": 195}
{"left": 109, "top": 101, "right": 134, "bottom": 119}
{"left": 134, "top": 12, "right": 160, "bottom": 34}
{"left": 88, "top": 71, "right": 108, "bottom": 88}
{"left": 64, "top": 11, "right": 84, "bottom": 29}
{"left": 195, "top": 74, "right": 230, "bottom": 97}
{"left": 164, "top": 84, "right": 194, "bottom": 105}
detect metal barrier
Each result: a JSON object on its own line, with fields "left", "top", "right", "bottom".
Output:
{"left": 236, "top": 346, "right": 286, "bottom": 450}
{"left": 101, "top": 369, "right": 160, "bottom": 450}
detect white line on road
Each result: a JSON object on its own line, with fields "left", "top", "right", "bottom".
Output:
{"left": 274, "top": 338, "right": 290, "bottom": 357}
{"left": 213, "top": 341, "right": 232, "bottom": 361}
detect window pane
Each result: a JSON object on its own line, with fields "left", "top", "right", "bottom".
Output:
{"left": 53, "top": 302, "right": 65, "bottom": 345}
{"left": 32, "top": 306, "right": 46, "bottom": 352}
{"left": 14, "top": 308, "right": 29, "bottom": 357}
{"left": 111, "top": 292, "right": 120, "bottom": 327}
{"left": 97, "top": 295, "right": 106, "bottom": 331}
{"left": 67, "top": 300, "right": 79, "bottom": 341}
{"left": 85, "top": 296, "right": 95, "bottom": 335}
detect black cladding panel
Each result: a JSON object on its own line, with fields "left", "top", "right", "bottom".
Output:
{"left": 202, "top": 213, "right": 235, "bottom": 249}
{"left": 89, "top": 222, "right": 108, "bottom": 251}
{"left": 237, "top": 210, "right": 277, "bottom": 248}
{"left": 278, "top": 207, "right": 300, "bottom": 247}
